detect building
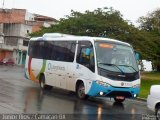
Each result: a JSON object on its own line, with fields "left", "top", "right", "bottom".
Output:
{"left": 32, "top": 14, "right": 57, "bottom": 32}
{"left": 0, "top": 8, "right": 58, "bottom": 66}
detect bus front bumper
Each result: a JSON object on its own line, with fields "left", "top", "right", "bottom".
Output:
{"left": 87, "top": 81, "right": 140, "bottom": 98}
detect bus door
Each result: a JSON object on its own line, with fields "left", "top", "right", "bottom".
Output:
{"left": 75, "top": 41, "right": 95, "bottom": 90}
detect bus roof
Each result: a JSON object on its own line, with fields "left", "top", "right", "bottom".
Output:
{"left": 30, "top": 33, "right": 130, "bottom": 46}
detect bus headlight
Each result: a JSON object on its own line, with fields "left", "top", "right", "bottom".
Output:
{"left": 132, "top": 84, "right": 140, "bottom": 88}
{"left": 96, "top": 80, "right": 110, "bottom": 87}
{"left": 100, "top": 92, "right": 104, "bottom": 96}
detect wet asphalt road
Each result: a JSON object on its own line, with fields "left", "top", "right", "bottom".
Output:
{"left": 0, "top": 66, "right": 154, "bottom": 120}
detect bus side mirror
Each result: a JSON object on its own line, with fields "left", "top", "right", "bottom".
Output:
{"left": 85, "top": 48, "right": 91, "bottom": 56}
{"left": 135, "top": 51, "right": 140, "bottom": 60}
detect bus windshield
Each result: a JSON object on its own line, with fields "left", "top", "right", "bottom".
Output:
{"left": 95, "top": 41, "right": 138, "bottom": 73}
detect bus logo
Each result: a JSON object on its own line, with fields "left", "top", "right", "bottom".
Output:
{"left": 121, "top": 82, "right": 124, "bottom": 86}
{"left": 121, "top": 82, "right": 132, "bottom": 87}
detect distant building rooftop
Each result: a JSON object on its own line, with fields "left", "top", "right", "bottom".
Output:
{"left": 34, "top": 14, "right": 58, "bottom": 22}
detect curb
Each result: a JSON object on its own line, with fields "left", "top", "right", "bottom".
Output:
{"left": 136, "top": 97, "right": 147, "bottom": 102}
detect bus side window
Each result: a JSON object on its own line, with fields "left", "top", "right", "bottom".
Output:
{"left": 46, "top": 41, "right": 76, "bottom": 62}
{"left": 77, "top": 41, "right": 95, "bottom": 72}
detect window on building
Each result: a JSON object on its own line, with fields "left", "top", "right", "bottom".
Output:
{"left": 27, "top": 30, "right": 29, "bottom": 34}
{"left": 23, "top": 40, "right": 29, "bottom": 46}
{"left": 5, "top": 37, "right": 18, "bottom": 46}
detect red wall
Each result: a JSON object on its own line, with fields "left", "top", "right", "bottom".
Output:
{"left": 0, "top": 9, "right": 26, "bottom": 23}
{"left": 0, "top": 51, "right": 13, "bottom": 60}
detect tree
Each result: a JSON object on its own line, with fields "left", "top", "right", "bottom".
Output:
{"left": 30, "top": 7, "right": 132, "bottom": 37}
{"left": 138, "top": 9, "right": 160, "bottom": 34}
{"left": 138, "top": 8, "right": 160, "bottom": 71}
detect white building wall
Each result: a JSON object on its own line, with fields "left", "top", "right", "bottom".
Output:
{"left": 43, "top": 22, "right": 51, "bottom": 28}
{"left": 25, "top": 11, "right": 35, "bottom": 21}
{"left": 19, "top": 24, "right": 32, "bottom": 37}
{"left": 18, "top": 45, "right": 28, "bottom": 51}
{"left": 13, "top": 50, "right": 17, "bottom": 64}
{"left": 3, "top": 23, "right": 32, "bottom": 37}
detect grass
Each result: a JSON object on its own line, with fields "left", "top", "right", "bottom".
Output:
{"left": 139, "top": 72, "right": 160, "bottom": 99}
{"left": 141, "top": 72, "right": 160, "bottom": 80}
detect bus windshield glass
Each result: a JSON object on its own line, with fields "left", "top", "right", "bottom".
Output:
{"left": 95, "top": 41, "right": 138, "bottom": 73}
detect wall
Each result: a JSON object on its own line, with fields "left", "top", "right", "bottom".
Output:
{"left": 0, "top": 24, "right": 3, "bottom": 33}
{"left": 0, "top": 51, "right": 5, "bottom": 60}
{"left": 25, "top": 11, "right": 35, "bottom": 21}
{"left": 0, "top": 9, "right": 26, "bottom": 23}
{"left": 32, "top": 21, "right": 43, "bottom": 32}
{"left": 19, "top": 24, "right": 32, "bottom": 36}
{"left": 3, "top": 23, "right": 32, "bottom": 37}
{"left": 0, "top": 50, "right": 13, "bottom": 60}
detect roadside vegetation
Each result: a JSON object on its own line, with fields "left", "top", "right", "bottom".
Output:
{"left": 139, "top": 72, "right": 160, "bottom": 99}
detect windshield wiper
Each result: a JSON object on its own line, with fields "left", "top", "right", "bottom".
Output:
{"left": 118, "top": 65, "right": 138, "bottom": 72}
{"left": 98, "top": 62, "right": 124, "bottom": 74}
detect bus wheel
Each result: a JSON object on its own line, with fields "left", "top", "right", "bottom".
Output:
{"left": 114, "top": 97, "right": 125, "bottom": 103}
{"left": 76, "top": 83, "right": 88, "bottom": 100}
{"left": 39, "top": 75, "right": 52, "bottom": 90}
{"left": 156, "top": 106, "right": 160, "bottom": 120}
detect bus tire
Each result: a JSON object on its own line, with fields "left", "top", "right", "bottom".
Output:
{"left": 156, "top": 106, "right": 160, "bottom": 120}
{"left": 76, "top": 83, "right": 88, "bottom": 100}
{"left": 39, "top": 75, "right": 52, "bottom": 90}
{"left": 114, "top": 97, "right": 125, "bottom": 103}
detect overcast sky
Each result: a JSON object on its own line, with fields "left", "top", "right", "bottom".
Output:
{"left": 1, "top": 0, "right": 160, "bottom": 25}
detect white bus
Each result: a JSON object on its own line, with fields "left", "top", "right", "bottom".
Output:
{"left": 25, "top": 33, "right": 140, "bottom": 102}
